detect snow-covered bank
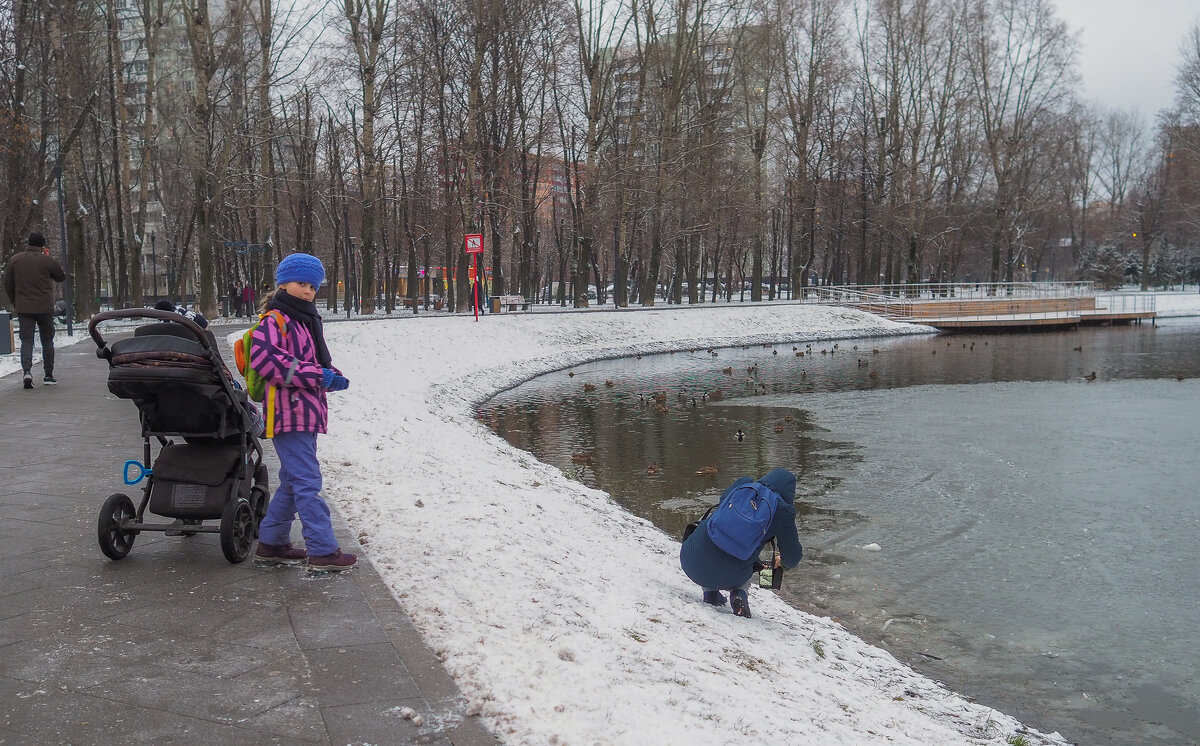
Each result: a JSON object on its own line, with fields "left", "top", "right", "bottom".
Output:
{"left": 318, "top": 304, "right": 1068, "bottom": 745}
{"left": 1147, "top": 287, "right": 1200, "bottom": 317}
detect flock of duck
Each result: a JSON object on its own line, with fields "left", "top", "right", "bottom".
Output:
{"left": 566, "top": 342, "right": 821, "bottom": 477}
{"left": 559, "top": 334, "right": 1170, "bottom": 476}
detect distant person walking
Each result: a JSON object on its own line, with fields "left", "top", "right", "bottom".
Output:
{"left": 3, "top": 232, "right": 66, "bottom": 388}
{"left": 230, "top": 282, "right": 242, "bottom": 318}
{"left": 241, "top": 282, "right": 255, "bottom": 319}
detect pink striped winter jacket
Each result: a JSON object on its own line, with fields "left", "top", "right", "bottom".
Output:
{"left": 249, "top": 311, "right": 336, "bottom": 434}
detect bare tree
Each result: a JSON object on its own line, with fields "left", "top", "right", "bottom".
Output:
{"left": 48, "top": 2, "right": 102, "bottom": 316}
{"left": 1, "top": 0, "right": 49, "bottom": 266}
{"left": 1128, "top": 124, "right": 1179, "bottom": 291}
{"left": 777, "top": 0, "right": 845, "bottom": 294}
{"left": 562, "top": 0, "right": 629, "bottom": 307}
{"left": 180, "top": 0, "right": 249, "bottom": 316}
{"left": 342, "top": 0, "right": 392, "bottom": 313}
{"left": 1177, "top": 22, "right": 1200, "bottom": 121}
{"left": 1049, "top": 103, "right": 1098, "bottom": 274}
{"left": 964, "top": 0, "right": 1075, "bottom": 283}
{"left": 1097, "top": 107, "right": 1146, "bottom": 221}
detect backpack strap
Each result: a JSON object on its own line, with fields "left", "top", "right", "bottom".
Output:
{"left": 263, "top": 309, "right": 289, "bottom": 337}
{"left": 260, "top": 309, "right": 289, "bottom": 438}
{"left": 681, "top": 502, "right": 721, "bottom": 542}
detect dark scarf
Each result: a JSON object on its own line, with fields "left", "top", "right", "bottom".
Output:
{"left": 267, "top": 288, "right": 332, "bottom": 368}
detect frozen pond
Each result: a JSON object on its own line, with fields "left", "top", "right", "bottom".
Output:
{"left": 484, "top": 319, "right": 1200, "bottom": 746}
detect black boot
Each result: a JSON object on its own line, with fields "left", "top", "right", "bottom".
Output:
{"left": 702, "top": 590, "right": 727, "bottom": 606}
{"left": 730, "top": 589, "right": 751, "bottom": 618}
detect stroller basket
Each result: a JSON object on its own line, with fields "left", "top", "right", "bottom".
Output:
{"left": 149, "top": 443, "right": 248, "bottom": 519}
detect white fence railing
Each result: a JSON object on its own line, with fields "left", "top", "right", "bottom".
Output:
{"left": 795, "top": 282, "right": 1155, "bottom": 324}
{"left": 800, "top": 282, "right": 1097, "bottom": 305}
{"left": 1091, "top": 293, "right": 1156, "bottom": 314}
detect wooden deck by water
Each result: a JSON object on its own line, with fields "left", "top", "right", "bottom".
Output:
{"left": 803, "top": 283, "right": 1156, "bottom": 331}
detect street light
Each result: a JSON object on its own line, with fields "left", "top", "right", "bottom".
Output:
{"left": 54, "top": 162, "right": 73, "bottom": 334}
{"left": 150, "top": 230, "right": 158, "bottom": 297}
{"left": 344, "top": 237, "right": 355, "bottom": 319}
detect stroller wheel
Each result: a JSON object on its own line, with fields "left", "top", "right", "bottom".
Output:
{"left": 249, "top": 486, "right": 269, "bottom": 539}
{"left": 98, "top": 493, "right": 137, "bottom": 560}
{"left": 220, "top": 498, "right": 255, "bottom": 564}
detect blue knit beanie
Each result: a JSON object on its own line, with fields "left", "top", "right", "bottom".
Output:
{"left": 275, "top": 253, "right": 325, "bottom": 287}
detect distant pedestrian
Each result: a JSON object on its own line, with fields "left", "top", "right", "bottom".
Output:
{"left": 3, "top": 232, "right": 66, "bottom": 388}
{"left": 230, "top": 282, "right": 242, "bottom": 318}
{"left": 241, "top": 282, "right": 255, "bottom": 318}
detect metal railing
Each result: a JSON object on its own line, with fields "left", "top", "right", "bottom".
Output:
{"left": 800, "top": 282, "right": 1096, "bottom": 305}
{"left": 1091, "top": 292, "right": 1156, "bottom": 315}
{"left": 796, "top": 282, "right": 1154, "bottom": 325}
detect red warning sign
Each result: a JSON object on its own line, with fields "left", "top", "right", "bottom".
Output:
{"left": 464, "top": 233, "right": 483, "bottom": 254}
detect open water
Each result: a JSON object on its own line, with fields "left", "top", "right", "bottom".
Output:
{"left": 483, "top": 319, "right": 1200, "bottom": 746}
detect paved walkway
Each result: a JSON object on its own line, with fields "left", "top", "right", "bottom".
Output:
{"left": 0, "top": 323, "right": 495, "bottom": 745}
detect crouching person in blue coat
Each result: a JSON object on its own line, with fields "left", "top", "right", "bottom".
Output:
{"left": 680, "top": 467, "right": 804, "bottom": 618}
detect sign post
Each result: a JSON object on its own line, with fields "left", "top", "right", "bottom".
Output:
{"left": 465, "top": 233, "right": 483, "bottom": 320}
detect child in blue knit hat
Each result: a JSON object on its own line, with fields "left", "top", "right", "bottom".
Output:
{"left": 252, "top": 253, "right": 357, "bottom": 572}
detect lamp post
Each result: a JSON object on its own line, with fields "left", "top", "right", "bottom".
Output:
{"left": 54, "top": 163, "right": 73, "bottom": 334}
{"left": 421, "top": 232, "right": 430, "bottom": 311}
{"left": 150, "top": 230, "right": 158, "bottom": 297}
{"left": 344, "top": 238, "right": 354, "bottom": 319}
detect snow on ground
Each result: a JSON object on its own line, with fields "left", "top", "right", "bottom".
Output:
{"left": 6, "top": 292, "right": 1199, "bottom": 743}
{"left": 4, "top": 287, "right": 1197, "bottom": 383}
{"left": 1145, "top": 286, "right": 1200, "bottom": 316}
{"left": 317, "top": 303, "right": 1062, "bottom": 745}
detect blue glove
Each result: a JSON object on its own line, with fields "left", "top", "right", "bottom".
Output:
{"left": 321, "top": 368, "right": 350, "bottom": 391}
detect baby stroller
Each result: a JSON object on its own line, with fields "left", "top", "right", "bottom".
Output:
{"left": 88, "top": 308, "right": 269, "bottom": 563}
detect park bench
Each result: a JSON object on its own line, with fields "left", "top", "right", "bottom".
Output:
{"left": 492, "top": 295, "right": 529, "bottom": 312}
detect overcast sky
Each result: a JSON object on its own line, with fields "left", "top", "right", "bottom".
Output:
{"left": 1055, "top": 0, "right": 1199, "bottom": 116}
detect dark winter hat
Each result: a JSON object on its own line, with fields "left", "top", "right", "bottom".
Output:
{"left": 275, "top": 252, "right": 325, "bottom": 288}
{"left": 758, "top": 468, "right": 797, "bottom": 504}
{"left": 27, "top": 232, "right": 46, "bottom": 247}
{"left": 154, "top": 299, "right": 175, "bottom": 312}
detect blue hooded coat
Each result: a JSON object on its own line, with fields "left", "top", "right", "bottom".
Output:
{"left": 679, "top": 468, "right": 804, "bottom": 591}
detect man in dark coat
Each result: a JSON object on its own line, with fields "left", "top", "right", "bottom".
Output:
{"left": 3, "top": 232, "right": 66, "bottom": 388}
{"left": 680, "top": 467, "right": 804, "bottom": 618}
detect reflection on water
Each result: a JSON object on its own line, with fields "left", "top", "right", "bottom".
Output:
{"left": 484, "top": 320, "right": 1200, "bottom": 746}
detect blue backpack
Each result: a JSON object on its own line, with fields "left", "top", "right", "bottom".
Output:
{"left": 706, "top": 481, "right": 780, "bottom": 560}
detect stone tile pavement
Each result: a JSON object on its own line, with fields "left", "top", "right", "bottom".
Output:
{"left": 0, "top": 322, "right": 496, "bottom": 745}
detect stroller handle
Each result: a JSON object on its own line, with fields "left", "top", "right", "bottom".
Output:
{"left": 89, "top": 308, "right": 214, "bottom": 357}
